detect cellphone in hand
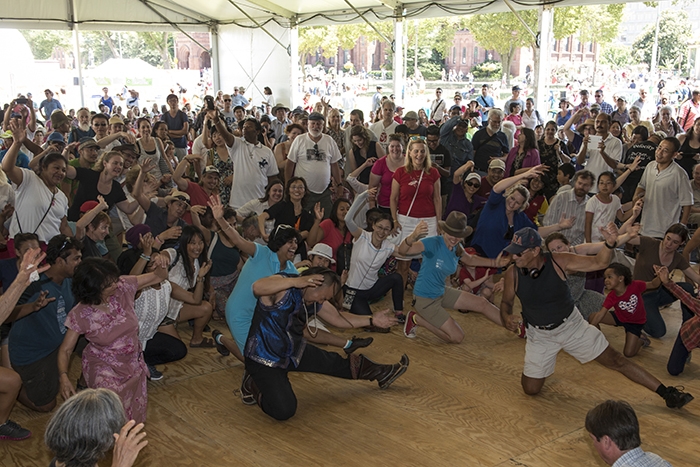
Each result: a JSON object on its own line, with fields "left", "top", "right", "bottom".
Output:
{"left": 469, "top": 112, "right": 480, "bottom": 118}
{"left": 16, "top": 98, "right": 28, "bottom": 105}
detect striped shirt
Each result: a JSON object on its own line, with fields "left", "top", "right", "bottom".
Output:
{"left": 543, "top": 187, "right": 588, "bottom": 245}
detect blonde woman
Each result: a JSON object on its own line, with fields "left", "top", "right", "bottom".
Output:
{"left": 390, "top": 137, "right": 441, "bottom": 288}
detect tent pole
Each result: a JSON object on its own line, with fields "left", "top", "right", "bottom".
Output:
{"left": 290, "top": 22, "right": 300, "bottom": 108}
{"left": 70, "top": 0, "right": 85, "bottom": 107}
{"left": 210, "top": 24, "right": 221, "bottom": 93}
{"left": 533, "top": 4, "right": 552, "bottom": 120}
{"left": 393, "top": 5, "right": 404, "bottom": 102}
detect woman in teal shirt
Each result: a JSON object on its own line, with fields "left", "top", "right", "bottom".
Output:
{"left": 398, "top": 212, "right": 509, "bottom": 344}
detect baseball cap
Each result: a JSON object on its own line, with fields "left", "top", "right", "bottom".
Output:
{"left": 47, "top": 132, "right": 65, "bottom": 143}
{"left": 202, "top": 166, "right": 221, "bottom": 176}
{"left": 590, "top": 103, "right": 601, "bottom": 111}
{"left": 308, "top": 243, "right": 335, "bottom": 264}
{"left": 464, "top": 172, "right": 481, "bottom": 184}
{"left": 403, "top": 111, "right": 418, "bottom": 120}
{"left": 504, "top": 227, "right": 542, "bottom": 255}
{"left": 80, "top": 201, "right": 100, "bottom": 213}
{"left": 489, "top": 159, "right": 506, "bottom": 171}
{"left": 512, "top": 85, "right": 521, "bottom": 91}
{"left": 450, "top": 105, "right": 462, "bottom": 112}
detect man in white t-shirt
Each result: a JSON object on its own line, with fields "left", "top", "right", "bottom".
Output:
{"left": 430, "top": 88, "right": 447, "bottom": 124}
{"left": 369, "top": 100, "right": 398, "bottom": 153}
{"left": 219, "top": 94, "right": 235, "bottom": 127}
{"left": 576, "top": 113, "right": 622, "bottom": 194}
{"left": 287, "top": 112, "right": 342, "bottom": 218}
{"left": 209, "top": 113, "right": 278, "bottom": 209}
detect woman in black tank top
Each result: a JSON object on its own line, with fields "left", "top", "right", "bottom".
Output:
{"left": 350, "top": 125, "right": 385, "bottom": 184}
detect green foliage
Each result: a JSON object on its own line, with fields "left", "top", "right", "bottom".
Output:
{"left": 600, "top": 43, "right": 633, "bottom": 68}
{"left": 632, "top": 10, "right": 692, "bottom": 70}
{"left": 20, "top": 30, "right": 71, "bottom": 60}
{"left": 470, "top": 60, "right": 502, "bottom": 79}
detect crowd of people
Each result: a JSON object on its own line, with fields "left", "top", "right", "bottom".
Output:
{"left": 0, "top": 77, "right": 698, "bottom": 466}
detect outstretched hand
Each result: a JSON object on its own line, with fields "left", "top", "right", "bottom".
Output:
{"left": 111, "top": 420, "right": 148, "bottom": 467}
{"left": 653, "top": 265, "right": 671, "bottom": 284}
{"left": 208, "top": 195, "right": 224, "bottom": 219}
{"left": 599, "top": 222, "right": 619, "bottom": 245}
{"left": 557, "top": 213, "right": 575, "bottom": 230}
{"left": 372, "top": 309, "right": 398, "bottom": 328}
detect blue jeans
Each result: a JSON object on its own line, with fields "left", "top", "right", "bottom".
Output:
{"left": 642, "top": 282, "right": 695, "bottom": 338}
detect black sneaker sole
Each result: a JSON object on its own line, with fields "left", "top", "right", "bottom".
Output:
{"left": 378, "top": 354, "right": 409, "bottom": 390}
{"left": 666, "top": 393, "right": 694, "bottom": 409}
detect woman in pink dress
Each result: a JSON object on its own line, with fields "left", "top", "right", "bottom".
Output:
{"left": 58, "top": 257, "right": 167, "bottom": 424}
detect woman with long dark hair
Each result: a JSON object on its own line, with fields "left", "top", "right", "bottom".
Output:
{"left": 2, "top": 123, "right": 72, "bottom": 251}
{"left": 349, "top": 125, "right": 385, "bottom": 185}
{"left": 157, "top": 225, "right": 214, "bottom": 348}
{"left": 504, "top": 127, "right": 540, "bottom": 177}
{"left": 308, "top": 198, "right": 352, "bottom": 271}
{"left": 538, "top": 120, "right": 570, "bottom": 197}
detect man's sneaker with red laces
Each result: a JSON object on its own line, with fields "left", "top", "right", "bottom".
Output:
{"left": 663, "top": 386, "right": 694, "bottom": 409}
{"left": 404, "top": 311, "right": 418, "bottom": 338}
{"left": 0, "top": 420, "right": 31, "bottom": 440}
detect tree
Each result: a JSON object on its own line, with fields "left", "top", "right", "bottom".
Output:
{"left": 20, "top": 30, "right": 71, "bottom": 60}
{"left": 600, "top": 43, "right": 634, "bottom": 69}
{"left": 464, "top": 12, "right": 537, "bottom": 85}
{"left": 465, "top": 5, "right": 624, "bottom": 84}
{"left": 633, "top": 10, "right": 692, "bottom": 71}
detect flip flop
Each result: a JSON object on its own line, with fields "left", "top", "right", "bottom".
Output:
{"left": 189, "top": 337, "right": 215, "bottom": 348}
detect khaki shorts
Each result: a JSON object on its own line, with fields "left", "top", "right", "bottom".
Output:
{"left": 413, "top": 287, "right": 462, "bottom": 329}
{"left": 523, "top": 308, "right": 609, "bottom": 379}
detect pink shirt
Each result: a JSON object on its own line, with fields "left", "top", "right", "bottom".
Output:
{"left": 371, "top": 156, "right": 396, "bottom": 207}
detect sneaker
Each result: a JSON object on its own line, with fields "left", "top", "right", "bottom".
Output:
{"left": 212, "top": 330, "right": 230, "bottom": 357}
{"left": 663, "top": 386, "right": 694, "bottom": 409}
{"left": 0, "top": 420, "right": 31, "bottom": 440}
{"left": 344, "top": 336, "right": 373, "bottom": 355}
{"left": 240, "top": 371, "right": 257, "bottom": 405}
{"left": 403, "top": 311, "right": 418, "bottom": 338}
{"left": 147, "top": 364, "right": 163, "bottom": 381}
{"left": 639, "top": 333, "right": 651, "bottom": 348}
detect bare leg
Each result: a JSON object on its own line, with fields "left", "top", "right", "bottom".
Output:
{"left": 453, "top": 291, "right": 503, "bottom": 326}
{"left": 1, "top": 344, "right": 10, "bottom": 369}
{"left": 623, "top": 333, "right": 645, "bottom": 358}
{"left": 413, "top": 314, "right": 464, "bottom": 344}
{"left": 218, "top": 334, "right": 244, "bottom": 362}
{"left": 179, "top": 302, "right": 213, "bottom": 345}
{"left": 0, "top": 367, "right": 22, "bottom": 421}
{"left": 594, "top": 346, "right": 661, "bottom": 392}
{"left": 521, "top": 374, "right": 546, "bottom": 395}
{"left": 397, "top": 260, "right": 410, "bottom": 291}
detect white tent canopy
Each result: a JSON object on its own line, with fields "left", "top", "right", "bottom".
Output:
{"left": 0, "top": 0, "right": 634, "bottom": 110}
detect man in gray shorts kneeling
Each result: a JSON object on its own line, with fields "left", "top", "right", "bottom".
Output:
{"left": 499, "top": 226, "right": 693, "bottom": 409}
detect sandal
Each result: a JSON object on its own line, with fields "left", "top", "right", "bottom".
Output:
{"left": 189, "top": 337, "right": 215, "bottom": 348}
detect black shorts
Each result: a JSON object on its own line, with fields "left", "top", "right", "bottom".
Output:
{"left": 12, "top": 347, "right": 60, "bottom": 407}
{"left": 610, "top": 311, "right": 645, "bottom": 337}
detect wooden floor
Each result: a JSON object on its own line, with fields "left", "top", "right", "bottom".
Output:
{"left": 2, "top": 283, "right": 700, "bottom": 467}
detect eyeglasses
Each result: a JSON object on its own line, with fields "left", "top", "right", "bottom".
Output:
{"left": 93, "top": 122, "right": 107, "bottom": 127}
{"left": 374, "top": 226, "right": 392, "bottom": 233}
{"left": 465, "top": 181, "right": 481, "bottom": 188}
{"left": 290, "top": 185, "right": 305, "bottom": 191}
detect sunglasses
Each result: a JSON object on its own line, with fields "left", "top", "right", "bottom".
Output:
{"left": 410, "top": 136, "right": 426, "bottom": 141}
{"left": 93, "top": 122, "right": 107, "bottom": 127}
{"left": 273, "top": 224, "right": 293, "bottom": 238}
{"left": 224, "top": 99, "right": 231, "bottom": 102}
{"left": 465, "top": 181, "right": 481, "bottom": 188}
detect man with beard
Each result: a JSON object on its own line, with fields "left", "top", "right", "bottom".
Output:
{"left": 576, "top": 113, "right": 622, "bottom": 194}
{"left": 543, "top": 170, "right": 595, "bottom": 246}
{"left": 67, "top": 108, "right": 95, "bottom": 144}
{"left": 286, "top": 112, "right": 342, "bottom": 217}
{"left": 62, "top": 137, "right": 100, "bottom": 204}
{"left": 471, "top": 109, "right": 508, "bottom": 173}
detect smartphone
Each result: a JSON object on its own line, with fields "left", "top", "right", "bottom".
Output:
{"left": 16, "top": 98, "right": 27, "bottom": 105}
{"left": 560, "top": 91, "right": 566, "bottom": 99}
{"left": 205, "top": 96, "right": 215, "bottom": 111}
{"left": 469, "top": 112, "right": 480, "bottom": 118}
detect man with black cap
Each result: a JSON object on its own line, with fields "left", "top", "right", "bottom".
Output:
{"left": 287, "top": 111, "right": 342, "bottom": 218}
{"left": 439, "top": 114, "right": 473, "bottom": 188}
{"left": 499, "top": 225, "right": 694, "bottom": 409}
{"left": 63, "top": 137, "right": 100, "bottom": 204}
{"left": 503, "top": 85, "right": 525, "bottom": 114}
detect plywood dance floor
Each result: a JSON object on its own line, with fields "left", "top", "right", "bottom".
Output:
{"left": 1, "top": 285, "right": 699, "bottom": 466}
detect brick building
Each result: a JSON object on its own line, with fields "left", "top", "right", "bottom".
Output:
{"left": 303, "top": 36, "right": 391, "bottom": 73}
{"left": 173, "top": 32, "right": 212, "bottom": 70}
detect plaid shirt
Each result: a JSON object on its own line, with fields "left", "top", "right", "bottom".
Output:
{"left": 598, "top": 101, "right": 614, "bottom": 115}
{"left": 663, "top": 281, "right": 700, "bottom": 351}
{"left": 612, "top": 447, "right": 671, "bottom": 467}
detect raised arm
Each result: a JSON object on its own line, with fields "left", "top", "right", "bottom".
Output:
{"left": 307, "top": 203, "right": 325, "bottom": 247}
{"left": 75, "top": 196, "right": 109, "bottom": 240}
{"left": 173, "top": 154, "right": 200, "bottom": 191}
{"left": 453, "top": 160, "right": 475, "bottom": 186}
{"left": 2, "top": 121, "right": 27, "bottom": 186}
{"left": 211, "top": 111, "right": 234, "bottom": 147}
{"left": 397, "top": 220, "right": 429, "bottom": 256}
{"left": 563, "top": 108, "right": 585, "bottom": 143}
{"left": 132, "top": 159, "right": 155, "bottom": 212}
{"left": 189, "top": 205, "right": 212, "bottom": 245}
{"left": 492, "top": 164, "right": 546, "bottom": 195}
{"left": 208, "top": 195, "right": 257, "bottom": 257}
{"left": 0, "top": 249, "right": 49, "bottom": 324}
{"left": 252, "top": 273, "right": 324, "bottom": 297}
{"left": 558, "top": 223, "right": 619, "bottom": 273}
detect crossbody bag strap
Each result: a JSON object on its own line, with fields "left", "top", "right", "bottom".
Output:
{"left": 406, "top": 170, "right": 424, "bottom": 218}
{"left": 17, "top": 189, "right": 57, "bottom": 235}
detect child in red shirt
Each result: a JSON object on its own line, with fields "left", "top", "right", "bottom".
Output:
{"left": 457, "top": 247, "right": 501, "bottom": 303}
{"left": 590, "top": 262, "right": 651, "bottom": 357}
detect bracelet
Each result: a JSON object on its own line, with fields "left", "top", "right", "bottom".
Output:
{"left": 369, "top": 317, "right": 373, "bottom": 327}
{"left": 59, "top": 371, "right": 67, "bottom": 377}
{"left": 139, "top": 254, "right": 151, "bottom": 262}
{"left": 154, "top": 237, "right": 163, "bottom": 245}
{"left": 604, "top": 241, "right": 616, "bottom": 249}
{"left": 197, "top": 276, "right": 205, "bottom": 283}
